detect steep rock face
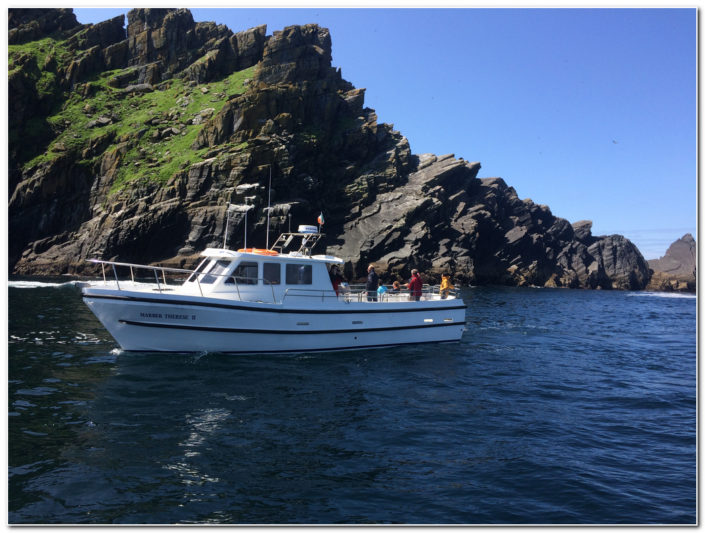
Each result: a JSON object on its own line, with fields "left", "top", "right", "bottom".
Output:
{"left": 8, "top": 8, "right": 652, "bottom": 289}
{"left": 328, "top": 154, "right": 479, "bottom": 280}
{"left": 8, "top": 11, "right": 127, "bottom": 179}
{"left": 646, "top": 234, "right": 696, "bottom": 292}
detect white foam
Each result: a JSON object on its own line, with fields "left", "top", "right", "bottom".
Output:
{"left": 8, "top": 280, "right": 85, "bottom": 289}
{"left": 629, "top": 291, "right": 696, "bottom": 300}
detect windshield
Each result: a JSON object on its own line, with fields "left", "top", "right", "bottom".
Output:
{"left": 200, "top": 260, "right": 232, "bottom": 284}
{"left": 186, "top": 259, "right": 209, "bottom": 282}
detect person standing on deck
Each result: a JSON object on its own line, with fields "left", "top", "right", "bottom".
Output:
{"left": 329, "top": 265, "right": 344, "bottom": 296}
{"left": 440, "top": 274, "right": 454, "bottom": 299}
{"left": 405, "top": 269, "right": 423, "bottom": 301}
{"left": 366, "top": 265, "right": 379, "bottom": 301}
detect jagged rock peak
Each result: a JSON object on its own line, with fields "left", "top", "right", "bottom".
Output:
{"left": 646, "top": 234, "right": 696, "bottom": 292}
{"left": 116, "top": 8, "right": 266, "bottom": 84}
{"left": 65, "top": 15, "right": 126, "bottom": 52}
{"left": 126, "top": 8, "right": 190, "bottom": 37}
{"left": 572, "top": 220, "right": 594, "bottom": 244}
{"left": 8, "top": 8, "right": 80, "bottom": 44}
{"left": 127, "top": 9, "right": 203, "bottom": 78}
{"left": 649, "top": 233, "right": 696, "bottom": 277}
{"left": 256, "top": 24, "right": 335, "bottom": 85}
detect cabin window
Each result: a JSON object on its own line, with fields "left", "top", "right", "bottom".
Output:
{"left": 187, "top": 259, "right": 210, "bottom": 282}
{"left": 263, "top": 263, "right": 281, "bottom": 285}
{"left": 200, "top": 260, "right": 232, "bottom": 284}
{"left": 228, "top": 261, "right": 258, "bottom": 285}
{"left": 286, "top": 263, "right": 312, "bottom": 285}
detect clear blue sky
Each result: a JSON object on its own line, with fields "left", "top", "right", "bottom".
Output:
{"left": 73, "top": 7, "right": 696, "bottom": 259}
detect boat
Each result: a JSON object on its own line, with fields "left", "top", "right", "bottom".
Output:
{"left": 81, "top": 224, "right": 466, "bottom": 354}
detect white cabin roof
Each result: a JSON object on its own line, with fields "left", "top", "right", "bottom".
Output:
{"left": 200, "top": 247, "right": 343, "bottom": 264}
{"left": 201, "top": 248, "right": 239, "bottom": 259}
{"left": 311, "top": 254, "right": 344, "bottom": 264}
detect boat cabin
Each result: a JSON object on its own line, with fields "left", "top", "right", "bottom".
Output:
{"left": 184, "top": 229, "right": 343, "bottom": 303}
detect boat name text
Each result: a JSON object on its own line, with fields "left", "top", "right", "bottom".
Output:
{"left": 139, "top": 312, "right": 195, "bottom": 320}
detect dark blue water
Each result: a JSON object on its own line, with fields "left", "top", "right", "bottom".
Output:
{"left": 8, "top": 282, "right": 696, "bottom": 524}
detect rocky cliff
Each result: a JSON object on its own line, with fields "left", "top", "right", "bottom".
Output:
{"left": 646, "top": 234, "right": 696, "bottom": 292}
{"left": 8, "top": 8, "right": 651, "bottom": 289}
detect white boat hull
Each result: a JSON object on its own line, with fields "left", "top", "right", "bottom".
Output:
{"left": 82, "top": 287, "right": 466, "bottom": 354}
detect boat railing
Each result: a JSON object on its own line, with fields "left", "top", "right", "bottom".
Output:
{"left": 88, "top": 259, "right": 204, "bottom": 295}
{"left": 282, "top": 287, "right": 396, "bottom": 304}
{"left": 281, "top": 284, "right": 460, "bottom": 304}
{"left": 423, "top": 284, "right": 461, "bottom": 300}
{"left": 282, "top": 288, "right": 343, "bottom": 303}
{"left": 341, "top": 283, "right": 460, "bottom": 301}
{"left": 270, "top": 231, "right": 324, "bottom": 256}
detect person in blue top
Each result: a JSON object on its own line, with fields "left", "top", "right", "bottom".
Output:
{"left": 377, "top": 284, "right": 388, "bottom": 300}
{"left": 366, "top": 264, "right": 379, "bottom": 301}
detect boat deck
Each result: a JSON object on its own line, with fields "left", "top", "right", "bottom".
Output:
{"left": 82, "top": 279, "right": 460, "bottom": 305}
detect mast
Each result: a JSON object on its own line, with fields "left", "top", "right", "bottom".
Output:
{"left": 265, "top": 166, "right": 272, "bottom": 249}
{"left": 243, "top": 202, "right": 252, "bottom": 249}
{"left": 223, "top": 205, "right": 233, "bottom": 249}
{"left": 224, "top": 203, "right": 252, "bottom": 249}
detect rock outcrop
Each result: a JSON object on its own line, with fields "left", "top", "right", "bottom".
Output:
{"left": 125, "top": 8, "right": 266, "bottom": 84}
{"left": 646, "top": 234, "right": 696, "bottom": 292}
{"left": 327, "top": 158, "right": 650, "bottom": 288}
{"left": 8, "top": 8, "right": 80, "bottom": 44}
{"left": 8, "top": 8, "right": 652, "bottom": 289}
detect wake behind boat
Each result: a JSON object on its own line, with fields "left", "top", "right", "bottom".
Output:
{"left": 81, "top": 225, "right": 466, "bottom": 354}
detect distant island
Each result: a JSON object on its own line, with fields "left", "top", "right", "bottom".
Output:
{"left": 646, "top": 234, "right": 696, "bottom": 293}
{"left": 8, "top": 8, "right": 666, "bottom": 290}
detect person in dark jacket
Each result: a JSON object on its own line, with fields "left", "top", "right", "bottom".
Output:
{"left": 366, "top": 264, "right": 379, "bottom": 301}
{"left": 329, "top": 265, "right": 344, "bottom": 296}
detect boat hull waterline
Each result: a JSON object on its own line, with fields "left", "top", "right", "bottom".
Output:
{"left": 82, "top": 288, "right": 467, "bottom": 353}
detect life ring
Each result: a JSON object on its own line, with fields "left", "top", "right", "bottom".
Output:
{"left": 237, "top": 248, "right": 279, "bottom": 256}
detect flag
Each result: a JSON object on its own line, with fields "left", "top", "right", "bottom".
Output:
{"left": 317, "top": 212, "right": 325, "bottom": 225}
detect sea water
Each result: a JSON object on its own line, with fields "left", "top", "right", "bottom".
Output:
{"left": 7, "top": 281, "right": 696, "bottom": 524}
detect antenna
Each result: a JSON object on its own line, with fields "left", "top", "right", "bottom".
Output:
{"left": 265, "top": 166, "right": 272, "bottom": 249}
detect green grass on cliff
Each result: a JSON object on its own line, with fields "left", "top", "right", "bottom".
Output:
{"left": 9, "top": 36, "right": 73, "bottom": 77}
{"left": 9, "top": 36, "right": 74, "bottom": 161}
{"left": 22, "top": 62, "right": 257, "bottom": 196}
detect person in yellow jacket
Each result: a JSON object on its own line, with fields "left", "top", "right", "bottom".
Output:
{"left": 439, "top": 274, "right": 454, "bottom": 299}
